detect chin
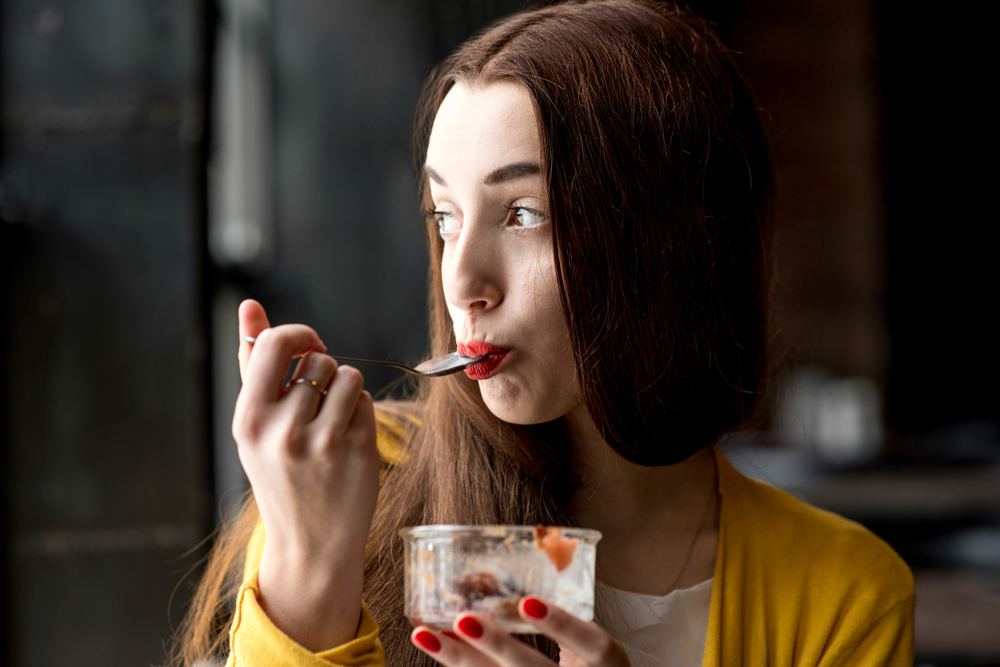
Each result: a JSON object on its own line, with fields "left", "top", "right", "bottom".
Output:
{"left": 485, "top": 404, "right": 546, "bottom": 425}
{"left": 479, "top": 381, "right": 575, "bottom": 425}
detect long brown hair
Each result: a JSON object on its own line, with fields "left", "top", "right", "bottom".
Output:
{"left": 171, "top": 1, "right": 772, "bottom": 664}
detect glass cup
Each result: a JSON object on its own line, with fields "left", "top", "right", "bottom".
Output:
{"left": 400, "top": 525, "right": 602, "bottom": 634}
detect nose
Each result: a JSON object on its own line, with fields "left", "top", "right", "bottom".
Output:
{"left": 442, "top": 217, "right": 504, "bottom": 314}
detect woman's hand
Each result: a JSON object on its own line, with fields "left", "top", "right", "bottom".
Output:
{"left": 233, "top": 299, "right": 381, "bottom": 652}
{"left": 410, "top": 597, "right": 630, "bottom": 667}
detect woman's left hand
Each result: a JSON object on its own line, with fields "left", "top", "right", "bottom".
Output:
{"left": 410, "top": 597, "right": 630, "bottom": 666}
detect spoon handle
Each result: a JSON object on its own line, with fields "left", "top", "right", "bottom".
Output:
{"left": 243, "top": 336, "right": 431, "bottom": 376}
{"left": 329, "top": 356, "right": 422, "bottom": 375}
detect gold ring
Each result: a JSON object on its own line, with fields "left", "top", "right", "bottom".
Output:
{"left": 289, "top": 378, "right": 327, "bottom": 396}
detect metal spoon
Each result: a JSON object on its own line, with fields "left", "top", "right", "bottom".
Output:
{"left": 243, "top": 337, "right": 485, "bottom": 378}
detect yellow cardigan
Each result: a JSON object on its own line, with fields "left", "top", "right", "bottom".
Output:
{"left": 227, "top": 434, "right": 914, "bottom": 666}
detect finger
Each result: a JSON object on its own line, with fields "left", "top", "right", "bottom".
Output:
{"left": 349, "top": 389, "right": 376, "bottom": 433}
{"left": 556, "top": 647, "right": 590, "bottom": 667}
{"left": 451, "top": 614, "right": 556, "bottom": 667}
{"left": 410, "top": 627, "right": 498, "bottom": 666}
{"left": 285, "top": 352, "right": 338, "bottom": 420}
{"left": 238, "top": 299, "right": 271, "bottom": 382}
{"left": 241, "top": 324, "right": 327, "bottom": 406}
{"left": 519, "top": 598, "right": 628, "bottom": 667}
{"left": 313, "top": 365, "right": 365, "bottom": 436}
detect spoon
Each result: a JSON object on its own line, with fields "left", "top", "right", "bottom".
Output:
{"left": 243, "top": 336, "right": 486, "bottom": 378}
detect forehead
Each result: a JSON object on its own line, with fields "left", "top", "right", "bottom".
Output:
{"left": 425, "top": 81, "right": 541, "bottom": 176}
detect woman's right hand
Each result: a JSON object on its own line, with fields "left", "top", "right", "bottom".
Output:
{"left": 233, "top": 299, "right": 381, "bottom": 652}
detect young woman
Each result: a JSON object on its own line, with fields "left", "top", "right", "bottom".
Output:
{"left": 174, "top": 1, "right": 914, "bottom": 665}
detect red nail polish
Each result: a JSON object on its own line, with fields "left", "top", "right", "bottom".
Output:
{"left": 442, "top": 631, "right": 461, "bottom": 641}
{"left": 413, "top": 630, "right": 441, "bottom": 653}
{"left": 522, "top": 597, "right": 548, "bottom": 619}
{"left": 457, "top": 616, "right": 484, "bottom": 639}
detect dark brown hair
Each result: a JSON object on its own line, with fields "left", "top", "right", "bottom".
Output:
{"left": 171, "top": 1, "right": 772, "bottom": 664}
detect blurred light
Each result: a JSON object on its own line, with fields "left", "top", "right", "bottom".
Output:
{"left": 217, "top": 219, "right": 263, "bottom": 263}
{"left": 927, "top": 527, "right": 1000, "bottom": 572}
{"left": 777, "top": 367, "right": 883, "bottom": 466}
{"left": 209, "top": 0, "right": 274, "bottom": 269}
{"left": 37, "top": 8, "right": 63, "bottom": 36}
{"left": 15, "top": 524, "right": 199, "bottom": 557}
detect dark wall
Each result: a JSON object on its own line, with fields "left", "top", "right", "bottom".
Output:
{"left": 876, "top": 0, "right": 997, "bottom": 436}
{"left": 1, "top": 0, "right": 211, "bottom": 664}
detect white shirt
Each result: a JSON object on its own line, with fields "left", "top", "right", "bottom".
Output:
{"left": 594, "top": 577, "right": 713, "bottom": 667}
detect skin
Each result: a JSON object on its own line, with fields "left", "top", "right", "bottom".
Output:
{"left": 235, "top": 303, "right": 380, "bottom": 652}
{"left": 428, "top": 80, "right": 578, "bottom": 426}
{"left": 234, "top": 81, "right": 719, "bottom": 665}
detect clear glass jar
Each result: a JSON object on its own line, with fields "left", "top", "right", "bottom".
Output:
{"left": 400, "top": 525, "right": 601, "bottom": 633}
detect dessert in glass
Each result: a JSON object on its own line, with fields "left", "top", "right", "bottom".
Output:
{"left": 400, "top": 525, "right": 601, "bottom": 634}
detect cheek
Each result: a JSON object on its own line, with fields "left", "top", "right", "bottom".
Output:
{"left": 520, "top": 261, "right": 578, "bottom": 393}
{"left": 440, "top": 248, "right": 465, "bottom": 338}
{"left": 444, "top": 300, "right": 462, "bottom": 335}
{"left": 440, "top": 246, "right": 455, "bottom": 305}
{"left": 521, "top": 257, "right": 568, "bottom": 345}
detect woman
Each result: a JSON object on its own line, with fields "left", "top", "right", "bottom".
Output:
{"left": 173, "top": 1, "right": 914, "bottom": 665}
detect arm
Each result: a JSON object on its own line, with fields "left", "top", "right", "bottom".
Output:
{"left": 228, "top": 300, "right": 384, "bottom": 664}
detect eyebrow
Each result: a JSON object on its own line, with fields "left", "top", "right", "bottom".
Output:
{"left": 484, "top": 161, "right": 540, "bottom": 185}
{"left": 424, "top": 161, "right": 541, "bottom": 187}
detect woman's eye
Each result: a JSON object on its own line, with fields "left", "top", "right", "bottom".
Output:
{"left": 434, "top": 211, "right": 460, "bottom": 236}
{"left": 509, "top": 207, "right": 547, "bottom": 229}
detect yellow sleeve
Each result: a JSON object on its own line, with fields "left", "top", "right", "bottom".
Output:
{"left": 226, "top": 522, "right": 386, "bottom": 667}
{"left": 226, "top": 568, "right": 385, "bottom": 667}
{"left": 373, "top": 401, "right": 415, "bottom": 467}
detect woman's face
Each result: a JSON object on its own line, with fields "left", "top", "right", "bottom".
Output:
{"left": 425, "top": 81, "right": 582, "bottom": 425}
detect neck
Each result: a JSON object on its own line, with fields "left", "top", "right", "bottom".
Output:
{"left": 564, "top": 404, "right": 719, "bottom": 595}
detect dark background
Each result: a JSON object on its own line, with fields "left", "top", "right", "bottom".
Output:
{"left": 1, "top": 0, "right": 996, "bottom": 665}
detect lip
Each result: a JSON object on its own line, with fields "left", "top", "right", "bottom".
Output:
{"left": 458, "top": 341, "right": 513, "bottom": 380}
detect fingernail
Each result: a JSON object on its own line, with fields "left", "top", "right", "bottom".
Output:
{"left": 442, "top": 631, "right": 461, "bottom": 641}
{"left": 457, "top": 616, "right": 484, "bottom": 639}
{"left": 413, "top": 630, "right": 441, "bottom": 653}
{"left": 522, "top": 597, "right": 548, "bottom": 619}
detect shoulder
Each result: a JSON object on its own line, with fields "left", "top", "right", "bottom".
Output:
{"left": 718, "top": 449, "right": 911, "bottom": 585}
{"left": 715, "top": 448, "right": 913, "bottom": 633}
{"left": 711, "top": 450, "right": 915, "bottom": 664}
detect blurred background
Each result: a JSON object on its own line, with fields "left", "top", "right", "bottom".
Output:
{"left": 0, "top": 0, "right": 995, "bottom": 665}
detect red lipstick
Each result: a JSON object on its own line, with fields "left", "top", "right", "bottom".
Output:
{"left": 458, "top": 341, "right": 512, "bottom": 380}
